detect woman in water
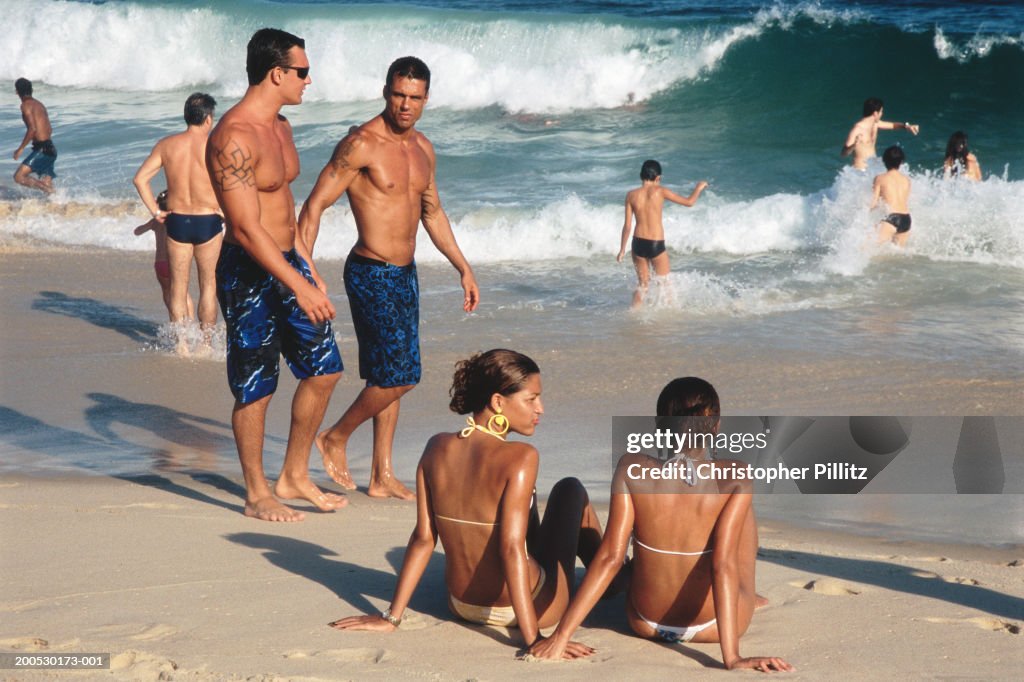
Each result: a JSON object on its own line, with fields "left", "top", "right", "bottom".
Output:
{"left": 944, "top": 131, "right": 982, "bottom": 181}
{"left": 529, "top": 377, "right": 792, "bottom": 672}
{"left": 331, "top": 349, "right": 604, "bottom": 658}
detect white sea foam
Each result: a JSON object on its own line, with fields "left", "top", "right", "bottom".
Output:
{"left": 933, "top": 27, "right": 1023, "bottom": 63}
{"left": 2, "top": 0, "right": 882, "bottom": 113}
{"left": 3, "top": 169, "right": 1021, "bottom": 272}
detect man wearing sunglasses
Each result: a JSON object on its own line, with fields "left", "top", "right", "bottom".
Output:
{"left": 206, "top": 28, "right": 345, "bottom": 522}
{"left": 299, "top": 57, "right": 480, "bottom": 501}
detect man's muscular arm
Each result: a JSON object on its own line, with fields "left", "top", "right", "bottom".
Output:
{"left": 298, "top": 132, "right": 371, "bottom": 254}
{"left": 14, "top": 105, "right": 35, "bottom": 160}
{"left": 207, "top": 127, "right": 335, "bottom": 323}
{"left": 420, "top": 169, "right": 479, "bottom": 312}
{"left": 878, "top": 119, "right": 919, "bottom": 135}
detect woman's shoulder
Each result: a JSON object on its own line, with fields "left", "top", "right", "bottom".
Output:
{"left": 424, "top": 431, "right": 458, "bottom": 450}
{"left": 497, "top": 439, "right": 539, "bottom": 464}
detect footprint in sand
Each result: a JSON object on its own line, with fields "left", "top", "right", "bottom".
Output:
{"left": 1007, "top": 559, "right": 1023, "bottom": 567}
{"left": 919, "top": 617, "right": 1021, "bottom": 635}
{"left": 110, "top": 650, "right": 179, "bottom": 677}
{"left": 130, "top": 624, "right": 179, "bottom": 641}
{"left": 0, "top": 637, "right": 48, "bottom": 650}
{"left": 906, "top": 569, "right": 979, "bottom": 585}
{"left": 943, "top": 576, "right": 981, "bottom": 585}
{"left": 909, "top": 569, "right": 942, "bottom": 579}
{"left": 791, "top": 578, "right": 861, "bottom": 596}
{"left": 86, "top": 623, "right": 178, "bottom": 641}
{"left": 285, "top": 648, "right": 392, "bottom": 664}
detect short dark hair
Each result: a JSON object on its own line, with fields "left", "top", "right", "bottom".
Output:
{"left": 184, "top": 92, "right": 216, "bottom": 126}
{"left": 656, "top": 377, "right": 721, "bottom": 436}
{"left": 156, "top": 190, "right": 169, "bottom": 212}
{"left": 386, "top": 56, "right": 431, "bottom": 92}
{"left": 246, "top": 28, "right": 305, "bottom": 86}
{"left": 882, "top": 145, "right": 905, "bottom": 170}
{"left": 449, "top": 349, "right": 540, "bottom": 415}
{"left": 863, "top": 97, "right": 883, "bottom": 117}
{"left": 15, "top": 78, "right": 32, "bottom": 97}
{"left": 640, "top": 159, "right": 662, "bottom": 181}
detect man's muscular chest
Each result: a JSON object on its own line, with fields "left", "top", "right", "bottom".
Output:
{"left": 362, "top": 141, "right": 431, "bottom": 197}
{"left": 253, "top": 126, "right": 300, "bottom": 192}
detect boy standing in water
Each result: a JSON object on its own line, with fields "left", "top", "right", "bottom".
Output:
{"left": 871, "top": 145, "right": 913, "bottom": 247}
{"left": 842, "top": 97, "right": 919, "bottom": 170}
{"left": 618, "top": 160, "right": 707, "bottom": 307}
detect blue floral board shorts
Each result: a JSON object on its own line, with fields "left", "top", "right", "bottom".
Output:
{"left": 23, "top": 140, "right": 57, "bottom": 178}
{"left": 343, "top": 251, "right": 421, "bottom": 388}
{"left": 216, "top": 243, "right": 343, "bottom": 404}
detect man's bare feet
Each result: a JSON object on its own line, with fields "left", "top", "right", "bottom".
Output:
{"left": 367, "top": 473, "right": 415, "bottom": 500}
{"left": 315, "top": 430, "right": 357, "bottom": 490}
{"left": 755, "top": 593, "right": 770, "bottom": 609}
{"left": 275, "top": 474, "right": 348, "bottom": 512}
{"left": 244, "top": 496, "right": 306, "bottom": 522}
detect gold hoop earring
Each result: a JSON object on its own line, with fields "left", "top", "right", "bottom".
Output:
{"left": 486, "top": 412, "right": 510, "bottom": 437}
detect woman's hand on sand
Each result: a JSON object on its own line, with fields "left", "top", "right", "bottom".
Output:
{"left": 328, "top": 614, "right": 397, "bottom": 632}
{"left": 527, "top": 635, "right": 595, "bottom": 660}
{"left": 727, "top": 656, "right": 794, "bottom": 673}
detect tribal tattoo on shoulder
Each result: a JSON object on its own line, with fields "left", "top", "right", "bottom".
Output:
{"left": 328, "top": 137, "right": 357, "bottom": 178}
{"left": 211, "top": 139, "right": 256, "bottom": 191}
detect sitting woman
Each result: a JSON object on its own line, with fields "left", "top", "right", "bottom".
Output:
{"left": 331, "top": 349, "right": 603, "bottom": 657}
{"left": 943, "top": 131, "right": 982, "bottom": 181}
{"left": 530, "top": 377, "right": 792, "bottom": 672}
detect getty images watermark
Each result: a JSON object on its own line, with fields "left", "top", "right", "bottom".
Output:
{"left": 611, "top": 416, "right": 1023, "bottom": 493}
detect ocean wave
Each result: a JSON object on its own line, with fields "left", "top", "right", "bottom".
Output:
{"left": 3, "top": 167, "right": 1021, "bottom": 271}
{"left": 2, "top": 0, "right": 924, "bottom": 113}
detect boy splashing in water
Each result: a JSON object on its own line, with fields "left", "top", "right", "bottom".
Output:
{"left": 618, "top": 160, "right": 707, "bottom": 307}
{"left": 871, "top": 146, "right": 913, "bottom": 247}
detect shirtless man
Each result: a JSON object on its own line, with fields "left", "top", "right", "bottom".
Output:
{"left": 299, "top": 56, "right": 479, "bottom": 500}
{"left": 132, "top": 190, "right": 194, "bottom": 322}
{"left": 12, "top": 78, "right": 57, "bottom": 194}
{"left": 134, "top": 93, "right": 223, "bottom": 353}
{"left": 206, "top": 28, "right": 346, "bottom": 522}
{"left": 871, "top": 145, "right": 913, "bottom": 247}
{"left": 842, "top": 97, "right": 919, "bottom": 170}
{"left": 617, "top": 160, "right": 707, "bottom": 307}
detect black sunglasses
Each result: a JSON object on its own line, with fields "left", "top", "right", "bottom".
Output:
{"left": 280, "top": 65, "right": 310, "bottom": 79}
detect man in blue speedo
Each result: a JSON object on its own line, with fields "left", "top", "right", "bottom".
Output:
{"left": 206, "top": 28, "right": 346, "bottom": 522}
{"left": 299, "top": 56, "right": 479, "bottom": 500}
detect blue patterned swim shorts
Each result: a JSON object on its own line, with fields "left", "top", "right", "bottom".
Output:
{"left": 343, "top": 251, "right": 421, "bottom": 388}
{"left": 216, "top": 243, "right": 343, "bottom": 404}
{"left": 23, "top": 140, "right": 57, "bottom": 178}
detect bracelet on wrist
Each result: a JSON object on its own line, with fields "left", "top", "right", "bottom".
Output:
{"left": 381, "top": 609, "right": 401, "bottom": 627}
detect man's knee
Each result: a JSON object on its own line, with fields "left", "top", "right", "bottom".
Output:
{"left": 308, "top": 371, "right": 343, "bottom": 391}
{"left": 371, "top": 382, "right": 416, "bottom": 398}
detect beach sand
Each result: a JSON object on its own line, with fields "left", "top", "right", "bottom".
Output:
{"left": 2, "top": 248, "right": 1022, "bottom": 680}
{"left": 2, "top": 477, "right": 1022, "bottom": 681}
